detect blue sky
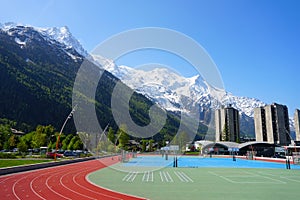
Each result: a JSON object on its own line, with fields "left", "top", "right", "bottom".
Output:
{"left": 1, "top": 0, "right": 300, "bottom": 116}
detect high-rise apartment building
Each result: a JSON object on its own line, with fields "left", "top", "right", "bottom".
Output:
{"left": 254, "top": 103, "right": 291, "bottom": 146}
{"left": 215, "top": 104, "right": 240, "bottom": 142}
{"left": 294, "top": 109, "right": 300, "bottom": 141}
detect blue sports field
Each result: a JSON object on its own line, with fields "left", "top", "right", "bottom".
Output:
{"left": 122, "top": 155, "right": 300, "bottom": 170}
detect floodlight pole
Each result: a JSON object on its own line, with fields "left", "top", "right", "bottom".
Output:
{"left": 54, "top": 105, "right": 77, "bottom": 161}
{"left": 97, "top": 123, "right": 109, "bottom": 157}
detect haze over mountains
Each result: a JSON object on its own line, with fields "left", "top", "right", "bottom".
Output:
{"left": 0, "top": 22, "right": 294, "bottom": 138}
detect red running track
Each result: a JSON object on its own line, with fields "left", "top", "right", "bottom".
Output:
{"left": 0, "top": 157, "right": 146, "bottom": 200}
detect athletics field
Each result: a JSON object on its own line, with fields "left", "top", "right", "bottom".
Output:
{"left": 88, "top": 156, "right": 300, "bottom": 200}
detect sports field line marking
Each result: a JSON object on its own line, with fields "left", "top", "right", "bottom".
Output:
{"left": 180, "top": 172, "right": 194, "bottom": 182}
{"left": 225, "top": 175, "right": 258, "bottom": 178}
{"left": 167, "top": 172, "right": 174, "bottom": 182}
{"left": 257, "top": 171, "right": 300, "bottom": 183}
{"left": 60, "top": 171, "right": 97, "bottom": 200}
{"left": 150, "top": 171, "right": 153, "bottom": 182}
{"left": 174, "top": 171, "right": 184, "bottom": 182}
{"left": 256, "top": 172, "right": 277, "bottom": 177}
{"left": 159, "top": 171, "right": 164, "bottom": 182}
{"left": 122, "top": 171, "right": 138, "bottom": 182}
{"left": 159, "top": 171, "right": 173, "bottom": 182}
{"left": 244, "top": 172, "right": 287, "bottom": 184}
{"left": 30, "top": 172, "right": 53, "bottom": 200}
{"left": 142, "top": 171, "right": 154, "bottom": 182}
{"left": 208, "top": 171, "right": 286, "bottom": 184}
{"left": 46, "top": 171, "right": 72, "bottom": 200}
{"left": 142, "top": 171, "right": 147, "bottom": 182}
{"left": 122, "top": 172, "right": 132, "bottom": 181}
{"left": 163, "top": 172, "right": 168, "bottom": 182}
{"left": 208, "top": 171, "right": 235, "bottom": 183}
{"left": 279, "top": 176, "right": 300, "bottom": 183}
{"left": 174, "top": 171, "right": 194, "bottom": 182}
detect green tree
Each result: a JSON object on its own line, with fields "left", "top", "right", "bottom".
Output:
{"left": 117, "top": 124, "right": 129, "bottom": 149}
{"left": 31, "top": 125, "right": 54, "bottom": 148}
{"left": 149, "top": 139, "right": 155, "bottom": 152}
{"left": 8, "top": 135, "right": 17, "bottom": 150}
{"left": 107, "top": 127, "right": 115, "bottom": 144}
{"left": 62, "top": 134, "right": 73, "bottom": 150}
{"left": 0, "top": 124, "right": 12, "bottom": 150}
{"left": 17, "top": 139, "right": 28, "bottom": 153}
{"left": 31, "top": 131, "right": 46, "bottom": 148}
{"left": 21, "top": 132, "right": 34, "bottom": 149}
{"left": 67, "top": 135, "right": 75, "bottom": 150}
{"left": 141, "top": 139, "right": 147, "bottom": 152}
{"left": 36, "top": 125, "right": 55, "bottom": 138}
{"left": 73, "top": 139, "right": 83, "bottom": 150}
{"left": 107, "top": 144, "right": 115, "bottom": 153}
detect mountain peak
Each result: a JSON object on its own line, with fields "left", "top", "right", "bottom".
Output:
{"left": 0, "top": 22, "right": 87, "bottom": 57}
{"left": 92, "top": 55, "right": 267, "bottom": 118}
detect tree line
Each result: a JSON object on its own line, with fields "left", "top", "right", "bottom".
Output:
{"left": 0, "top": 118, "right": 191, "bottom": 155}
{"left": 0, "top": 121, "right": 83, "bottom": 153}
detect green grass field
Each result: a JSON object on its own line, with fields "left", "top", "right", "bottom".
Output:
{"left": 0, "top": 159, "right": 52, "bottom": 168}
{"left": 88, "top": 166, "right": 300, "bottom": 200}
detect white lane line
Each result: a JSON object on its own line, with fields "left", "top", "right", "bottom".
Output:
{"left": 181, "top": 172, "right": 194, "bottom": 183}
{"left": 122, "top": 171, "right": 132, "bottom": 182}
{"left": 208, "top": 171, "right": 235, "bottom": 183}
{"left": 59, "top": 170, "right": 96, "bottom": 200}
{"left": 125, "top": 172, "right": 134, "bottom": 182}
{"left": 179, "top": 172, "right": 189, "bottom": 182}
{"left": 142, "top": 171, "right": 151, "bottom": 182}
{"left": 159, "top": 171, "right": 174, "bottom": 182}
{"left": 123, "top": 171, "right": 138, "bottom": 182}
{"left": 166, "top": 172, "right": 174, "bottom": 182}
{"left": 142, "top": 171, "right": 147, "bottom": 182}
{"left": 72, "top": 168, "right": 122, "bottom": 200}
{"left": 209, "top": 171, "right": 286, "bottom": 184}
{"left": 174, "top": 171, "right": 193, "bottom": 182}
{"left": 130, "top": 172, "right": 138, "bottom": 182}
{"left": 12, "top": 175, "right": 29, "bottom": 200}
{"left": 159, "top": 171, "right": 164, "bottom": 182}
{"left": 280, "top": 176, "right": 300, "bottom": 183}
{"left": 147, "top": 171, "right": 150, "bottom": 182}
{"left": 150, "top": 171, "right": 154, "bottom": 182}
{"left": 180, "top": 172, "right": 194, "bottom": 182}
{"left": 45, "top": 172, "right": 72, "bottom": 200}
{"left": 0, "top": 176, "right": 16, "bottom": 184}
{"left": 163, "top": 171, "right": 168, "bottom": 182}
{"left": 256, "top": 171, "right": 300, "bottom": 183}
{"left": 245, "top": 172, "right": 286, "bottom": 184}
{"left": 30, "top": 172, "right": 50, "bottom": 200}
{"left": 174, "top": 171, "right": 184, "bottom": 182}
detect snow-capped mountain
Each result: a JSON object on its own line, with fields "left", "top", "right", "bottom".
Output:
{"left": 93, "top": 55, "right": 266, "bottom": 118}
{"left": 0, "top": 22, "right": 87, "bottom": 58}
{"left": 1, "top": 22, "right": 292, "bottom": 137}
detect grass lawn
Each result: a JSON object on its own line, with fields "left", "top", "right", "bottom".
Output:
{"left": 0, "top": 159, "right": 52, "bottom": 168}
{"left": 88, "top": 164, "right": 300, "bottom": 200}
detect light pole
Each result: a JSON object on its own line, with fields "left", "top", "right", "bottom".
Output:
{"left": 96, "top": 123, "right": 109, "bottom": 157}
{"left": 54, "top": 105, "right": 77, "bottom": 161}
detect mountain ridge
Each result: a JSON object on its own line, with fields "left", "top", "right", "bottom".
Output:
{"left": 0, "top": 23, "right": 207, "bottom": 142}
{"left": 1, "top": 22, "right": 294, "bottom": 139}
{"left": 92, "top": 56, "right": 269, "bottom": 137}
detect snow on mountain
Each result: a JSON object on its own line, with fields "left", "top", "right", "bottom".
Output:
{"left": 92, "top": 55, "right": 266, "bottom": 119}
{"left": 37, "top": 26, "right": 88, "bottom": 57}
{"left": 0, "top": 22, "right": 87, "bottom": 58}
{"left": 0, "top": 22, "right": 266, "bottom": 119}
